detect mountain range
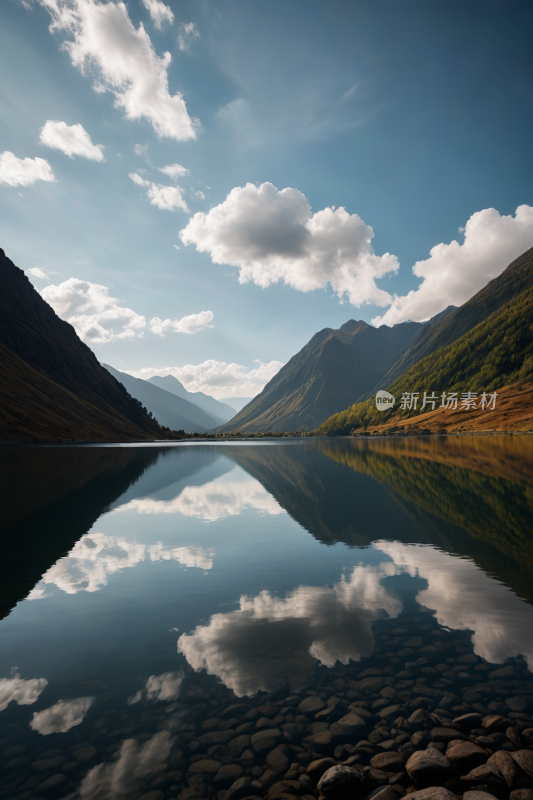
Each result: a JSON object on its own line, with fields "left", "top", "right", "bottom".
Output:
{"left": 215, "top": 310, "right": 455, "bottom": 433}
{"left": 0, "top": 249, "right": 159, "bottom": 442}
{"left": 147, "top": 374, "right": 235, "bottom": 424}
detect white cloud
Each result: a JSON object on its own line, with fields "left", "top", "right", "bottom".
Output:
{"left": 142, "top": 0, "right": 174, "bottom": 29}
{"left": 30, "top": 696, "right": 94, "bottom": 734}
{"left": 134, "top": 143, "right": 148, "bottom": 156}
{"left": 37, "top": 0, "right": 197, "bottom": 141}
{"left": 178, "top": 564, "right": 402, "bottom": 696}
{"left": 377, "top": 541, "right": 533, "bottom": 671}
{"left": 39, "top": 120, "right": 104, "bottom": 161}
{"left": 129, "top": 171, "right": 189, "bottom": 212}
{"left": 41, "top": 278, "right": 146, "bottom": 344}
{"left": 128, "top": 671, "right": 184, "bottom": 705}
{"left": 150, "top": 310, "right": 214, "bottom": 335}
{"left": 149, "top": 544, "right": 215, "bottom": 569}
{"left": 373, "top": 205, "right": 533, "bottom": 326}
{"left": 0, "top": 670, "right": 48, "bottom": 712}
{"left": 0, "top": 150, "right": 56, "bottom": 187}
{"left": 158, "top": 163, "right": 189, "bottom": 179}
{"left": 191, "top": 189, "right": 205, "bottom": 201}
{"left": 119, "top": 474, "right": 283, "bottom": 522}
{"left": 127, "top": 358, "right": 284, "bottom": 399}
{"left": 179, "top": 182, "right": 398, "bottom": 306}
{"left": 178, "top": 21, "right": 199, "bottom": 51}
{"left": 79, "top": 731, "right": 174, "bottom": 800}
{"left": 27, "top": 267, "right": 50, "bottom": 281}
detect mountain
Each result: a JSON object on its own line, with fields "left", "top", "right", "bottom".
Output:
{"left": 0, "top": 249, "right": 159, "bottom": 442}
{"left": 214, "top": 318, "right": 439, "bottom": 433}
{"left": 318, "top": 250, "right": 533, "bottom": 434}
{"left": 220, "top": 396, "right": 254, "bottom": 412}
{"left": 378, "top": 246, "right": 533, "bottom": 387}
{"left": 148, "top": 374, "right": 235, "bottom": 424}
{"left": 103, "top": 365, "right": 217, "bottom": 433}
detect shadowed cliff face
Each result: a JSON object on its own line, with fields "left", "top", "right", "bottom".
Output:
{"left": 0, "top": 446, "right": 163, "bottom": 620}
{"left": 0, "top": 248, "right": 159, "bottom": 441}
{"left": 228, "top": 437, "right": 533, "bottom": 604}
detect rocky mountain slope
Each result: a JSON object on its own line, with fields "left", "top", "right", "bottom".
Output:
{"left": 0, "top": 248, "right": 159, "bottom": 441}
{"left": 215, "top": 317, "right": 446, "bottom": 433}
{"left": 149, "top": 374, "right": 235, "bottom": 424}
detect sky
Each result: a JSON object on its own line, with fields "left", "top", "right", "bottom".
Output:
{"left": 1, "top": 0, "right": 533, "bottom": 398}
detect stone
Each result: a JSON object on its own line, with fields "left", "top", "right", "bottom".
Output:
{"left": 214, "top": 765, "right": 245, "bottom": 785}
{"left": 380, "top": 706, "right": 401, "bottom": 721}
{"left": 408, "top": 710, "right": 433, "bottom": 728}
{"left": 32, "top": 756, "right": 67, "bottom": 771}
{"left": 266, "top": 746, "right": 290, "bottom": 775}
{"left": 430, "top": 728, "right": 467, "bottom": 744}
{"left": 463, "top": 793, "right": 499, "bottom": 800}
{"left": 348, "top": 704, "right": 375, "bottom": 722}
{"left": 404, "top": 637, "right": 424, "bottom": 648}
{"left": 306, "top": 758, "right": 337, "bottom": 781}
{"left": 510, "top": 791, "right": 533, "bottom": 800}
{"left": 37, "top": 773, "right": 67, "bottom": 792}
{"left": 482, "top": 716, "right": 509, "bottom": 734}
{"left": 511, "top": 751, "right": 533, "bottom": 780}
{"left": 251, "top": 730, "right": 283, "bottom": 754}
{"left": 371, "top": 753, "right": 405, "bottom": 773}
{"left": 407, "top": 789, "right": 457, "bottom": 800}
{"left": 446, "top": 740, "right": 487, "bottom": 772}
{"left": 380, "top": 740, "right": 401, "bottom": 752}
{"left": 188, "top": 760, "right": 222, "bottom": 774}
{"left": 139, "top": 793, "right": 165, "bottom": 800}
{"left": 453, "top": 713, "right": 483, "bottom": 729}
{"left": 298, "top": 696, "right": 326, "bottom": 715}
{"left": 405, "top": 749, "right": 452, "bottom": 788}
{"left": 361, "top": 677, "right": 385, "bottom": 693}
{"left": 487, "top": 751, "right": 523, "bottom": 789}
{"left": 507, "top": 698, "right": 529, "bottom": 713}
{"left": 226, "top": 776, "right": 264, "bottom": 800}
{"left": 229, "top": 735, "right": 252, "bottom": 752}
{"left": 312, "top": 730, "right": 336, "bottom": 755}
{"left": 460, "top": 764, "right": 508, "bottom": 793}
{"left": 522, "top": 730, "right": 533, "bottom": 747}
{"left": 72, "top": 745, "right": 97, "bottom": 762}
{"left": 489, "top": 666, "right": 514, "bottom": 680}
{"left": 369, "top": 787, "right": 398, "bottom": 800}
{"left": 337, "top": 712, "right": 368, "bottom": 736}
{"left": 507, "top": 728, "right": 523, "bottom": 749}
{"left": 317, "top": 765, "right": 362, "bottom": 797}
{"left": 335, "top": 744, "right": 357, "bottom": 760}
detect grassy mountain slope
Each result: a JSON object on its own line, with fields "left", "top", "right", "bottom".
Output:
{"left": 0, "top": 249, "right": 159, "bottom": 441}
{"left": 318, "top": 273, "right": 533, "bottom": 435}
{"left": 104, "top": 365, "right": 215, "bottom": 432}
{"left": 379, "top": 246, "right": 533, "bottom": 387}
{"left": 148, "top": 374, "right": 235, "bottom": 424}
{"left": 215, "top": 320, "right": 425, "bottom": 433}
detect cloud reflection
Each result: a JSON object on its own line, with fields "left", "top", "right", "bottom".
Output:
{"left": 178, "top": 565, "right": 402, "bottom": 696}
{"left": 117, "top": 478, "right": 284, "bottom": 521}
{"left": 30, "top": 696, "right": 94, "bottom": 734}
{"left": 32, "top": 534, "right": 214, "bottom": 596}
{"left": 128, "top": 671, "right": 185, "bottom": 705}
{"left": 376, "top": 542, "right": 533, "bottom": 670}
{"left": 0, "top": 669, "right": 48, "bottom": 712}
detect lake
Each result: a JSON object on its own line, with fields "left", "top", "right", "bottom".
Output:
{"left": 1, "top": 436, "right": 532, "bottom": 800}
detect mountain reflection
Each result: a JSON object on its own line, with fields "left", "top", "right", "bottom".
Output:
{"left": 178, "top": 563, "right": 402, "bottom": 696}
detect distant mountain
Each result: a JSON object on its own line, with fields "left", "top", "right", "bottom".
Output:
{"left": 103, "top": 365, "right": 217, "bottom": 433}
{"left": 318, "top": 248, "right": 533, "bottom": 435}
{"left": 214, "top": 318, "right": 437, "bottom": 433}
{"left": 0, "top": 249, "right": 159, "bottom": 442}
{"left": 219, "top": 396, "right": 254, "bottom": 412}
{"left": 148, "top": 374, "right": 235, "bottom": 424}
{"left": 378, "top": 247, "right": 533, "bottom": 387}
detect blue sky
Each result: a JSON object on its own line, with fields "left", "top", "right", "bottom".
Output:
{"left": 1, "top": 0, "right": 533, "bottom": 397}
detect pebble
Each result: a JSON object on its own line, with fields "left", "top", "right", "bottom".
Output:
{"left": 406, "top": 748, "right": 452, "bottom": 788}
{"left": 316, "top": 764, "right": 362, "bottom": 797}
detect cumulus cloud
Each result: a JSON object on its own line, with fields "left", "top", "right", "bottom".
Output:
{"left": 34, "top": 533, "right": 214, "bottom": 597}
{"left": 134, "top": 143, "right": 148, "bottom": 156}
{"left": 30, "top": 696, "right": 94, "bottom": 734}
{"left": 128, "top": 671, "right": 184, "bottom": 705}
{"left": 119, "top": 475, "right": 283, "bottom": 522}
{"left": 37, "top": 0, "right": 197, "bottom": 141}
{"left": 0, "top": 670, "right": 48, "bottom": 712}
{"left": 377, "top": 541, "right": 533, "bottom": 671}
{"left": 39, "top": 120, "right": 104, "bottom": 161}
{"left": 179, "top": 182, "right": 398, "bottom": 306}
{"left": 178, "top": 21, "right": 199, "bottom": 51}
{"left": 373, "top": 205, "right": 533, "bottom": 326}
{"left": 129, "top": 171, "right": 189, "bottom": 211}
{"left": 150, "top": 310, "right": 214, "bottom": 335}
{"left": 158, "top": 163, "right": 189, "bottom": 179}
{"left": 178, "top": 564, "right": 402, "bottom": 696}
{"left": 79, "top": 731, "right": 174, "bottom": 800}
{"left": 0, "top": 150, "right": 56, "bottom": 187}
{"left": 41, "top": 278, "right": 146, "bottom": 344}
{"left": 128, "top": 359, "right": 284, "bottom": 399}
{"left": 142, "top": 0, "right": 174, "bottom": 29}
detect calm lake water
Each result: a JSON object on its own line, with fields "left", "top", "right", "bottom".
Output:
{"left": 1, "top": 436, "right": 532, "bottom": 800}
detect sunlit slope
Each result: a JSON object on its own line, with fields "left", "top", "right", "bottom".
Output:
{"left": 317, "top": 279, "right": 533, "bottom": 434}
